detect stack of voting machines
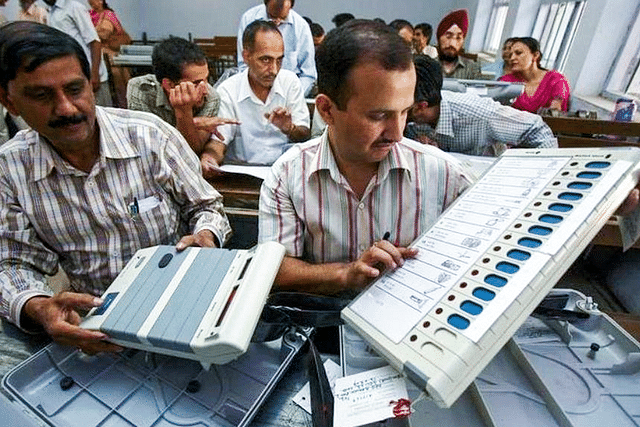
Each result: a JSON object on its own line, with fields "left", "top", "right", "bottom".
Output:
{"left": 342, "top": 147, "right": 640, "bottom": 408}
{"left": 81, "top": 242, "right": 285, "bottom": 368}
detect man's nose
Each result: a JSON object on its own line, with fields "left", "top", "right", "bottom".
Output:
{"left": 53, "top": 91, "right": 78, "bottom": 116}
{"left": 384, "top": 115, "right": 406, "bottom": 142}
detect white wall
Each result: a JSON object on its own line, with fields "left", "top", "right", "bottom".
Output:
{"left": 104, "top": 0, "right": 474, "bottom": 40}
{"left": 1, "top": 0, "right": 633, "bottom": 101}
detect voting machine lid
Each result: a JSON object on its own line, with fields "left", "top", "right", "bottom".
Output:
{"left": 2, "top": 327, "right": 310, "bottom": 427}
{"left": 81, "top": 242, "right": 285, "bottom": 368}
{"left": 342, "top": 147, "right": 640, "bottom": 408}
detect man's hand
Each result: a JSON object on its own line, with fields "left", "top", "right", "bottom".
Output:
{"left": 265, "top": 107, "right": 293, "bottom": 135}
{"left": 176, "top": 229, "right": 218, "bottom": 251}
{"left": 343, "top": 240, "right": 418, "bottom": 289}
{"left": 200, "top": 151, "right": 222, "bottom": 179}
{"left": 23, "top": 293, "right": 123, "bottom": 354}
{"left": 169, "top": 81, "right": 208, "bottom": 113}
{"left": 417, "top": 134, "right": 438, "bottom": 147}
{"left": 193, "top": 116, "right": 240, "bottom": 141}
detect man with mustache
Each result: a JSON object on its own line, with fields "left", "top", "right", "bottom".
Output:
{"left": 436, "top": 9, "right": 482, "bottom": 80}
{"left": 43, "top": 0, "right": 110, "bottom": 106}
{"left": 258, "top": 20, "right": 473, "bottom": 295}
{"left": 0, "top": 22, "right": 232, "bottom": 354}
{"left": 201, "top": 20, "right": 309, "bottom": 174}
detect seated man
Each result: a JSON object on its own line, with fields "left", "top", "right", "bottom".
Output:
{"left": 258, "top": 20, "right": 472, "bottom": 295}
{"left": 202, "top": 20, "right": 310, "bottom": 173}
{"left": 127, "top": 37, "right": 233, "bottom": 156}
{"left": 436, "top": 9, "right": 482, "bottom": 80}
{"left": 405, "top": 55, "right": 557, "bottom": 156}
{"left": 237, "top": 0, "right": 316, "bottom": 96}
{"left": 0, "top": 22, "right": 232, "bottom": 353}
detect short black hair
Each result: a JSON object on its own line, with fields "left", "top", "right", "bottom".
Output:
{"left": 242, "top": 20, "right": 282, "bottom": 51}
{"left": 316, "top": 19, "right": 413, "bottom": 110}
{"left": 413, "top": 55, "right": 442, "bottom": 105}
{"left": 310, "top": 22, "right": 324, "bottom": 38}
{"left": 332, "top": 13, "right": 355, "bottom": 27}
{"left": 389, "top": 19, "right": 413, "bottom": 33}
{"left": 263, "top": 0, "right": 295, "bottom": 9}
{"left": 0, "top": 21, "right": 90, "bottom": 91}
{"left": 414, "top": 23, "right": 433, "bottom": 42}
{"left": 152, "top": 37, "right": 207, "bottom": 83}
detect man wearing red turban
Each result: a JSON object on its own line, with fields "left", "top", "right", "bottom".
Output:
{"left": 436, "top": 9, "right": 482, "bottom": 80}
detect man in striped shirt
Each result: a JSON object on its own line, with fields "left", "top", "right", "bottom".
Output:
{"left": 0, "top": 22, "right": 231, "bottom": 354}
{"left": 259, "top": 20, "right": 473, "bottom": 296}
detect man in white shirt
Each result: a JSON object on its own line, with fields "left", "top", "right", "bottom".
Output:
{"left": 43, "top": 0, "right": 110, "bottom": 106}
{"left": 237, "top": 0, "right": 316, "bottom": 96}
{"left": 202, "top": 20, "right": 309, "bottom": 173}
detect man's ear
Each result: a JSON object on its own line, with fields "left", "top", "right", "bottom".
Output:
{"left": 242, "top": 49, "right": 250, "bottom": 65}
{"left": 0, "top": 86, "right": 20, "bottom": 117}
{"left": 315, "top": 94, "right": 336, "bottom": 126}
{"left": 160, "top": 78, "right": 174, "bottom": 93}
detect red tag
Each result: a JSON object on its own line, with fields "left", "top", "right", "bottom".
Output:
{"left": 391, "top": 398, "right": 412, "bottom": 418}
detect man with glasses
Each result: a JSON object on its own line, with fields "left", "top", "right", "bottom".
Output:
{"left": 237, "top": 0, "right": 316, "bottom": 96}
{"left": 436, "top": 9, "right": 482, "bottom": 80}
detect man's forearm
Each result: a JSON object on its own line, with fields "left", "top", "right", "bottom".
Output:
{"left": 174, "top": 110, "right": 211, "bottom": 155}
{"left": 274, "top": 256, "right": 351, "bottom": 295}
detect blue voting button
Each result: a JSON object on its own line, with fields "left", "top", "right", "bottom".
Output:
{"left": 93, "top": 292, "right": 118, "bottom": 315}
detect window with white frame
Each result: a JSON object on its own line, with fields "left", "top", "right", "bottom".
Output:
{"left": 604, "top": 5, "right": 640, "bottom": 101}
{"left": 531, "top": 0, "right": 586, "bottom": 72}
{"left": 483, "top": 0, "right": 510, "bottom": 54}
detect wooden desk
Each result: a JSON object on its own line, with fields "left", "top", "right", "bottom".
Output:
{"left": 542, "top": 115, "right": 640, "bottom": 148}
{"left": 208, "top": 174, "right": 261, "bottom": 249}
{"left": 607, "top": 311, "right": 640, "bottom": 342}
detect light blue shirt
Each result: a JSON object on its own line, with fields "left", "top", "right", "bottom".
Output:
{"left": 237, "top": 4, "right": 316, "bottom": 96}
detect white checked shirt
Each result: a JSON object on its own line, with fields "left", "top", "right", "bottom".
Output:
{"left": 259, "top": 132, "right": 472, "bottom": 264}
{"left": 0, "top": 107, "right": 232, "bottom": 328}
{"left": 405, "top": 90, "right": 557, "bottom": 156}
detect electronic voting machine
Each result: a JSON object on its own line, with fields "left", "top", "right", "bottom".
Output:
{"left": 342, "top": 147, "right": 640, "bottom": 408}
{"left": 81, "top": 242, "right": 285, "bottom": 368}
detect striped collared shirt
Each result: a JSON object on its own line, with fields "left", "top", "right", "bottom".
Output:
{"left": 259, "top": 132, "right": 472, "bottom": 264}
{"left": 0, "top": 107, "right": 231, "bottom": 328}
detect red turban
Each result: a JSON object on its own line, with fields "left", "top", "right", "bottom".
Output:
{"left": 437, "top": 9, "right": 469, "bottom": 39}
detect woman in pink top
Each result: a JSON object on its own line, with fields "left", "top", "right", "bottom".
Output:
{"left": 499, "top": 37, "right": 570, "bottom": 113}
